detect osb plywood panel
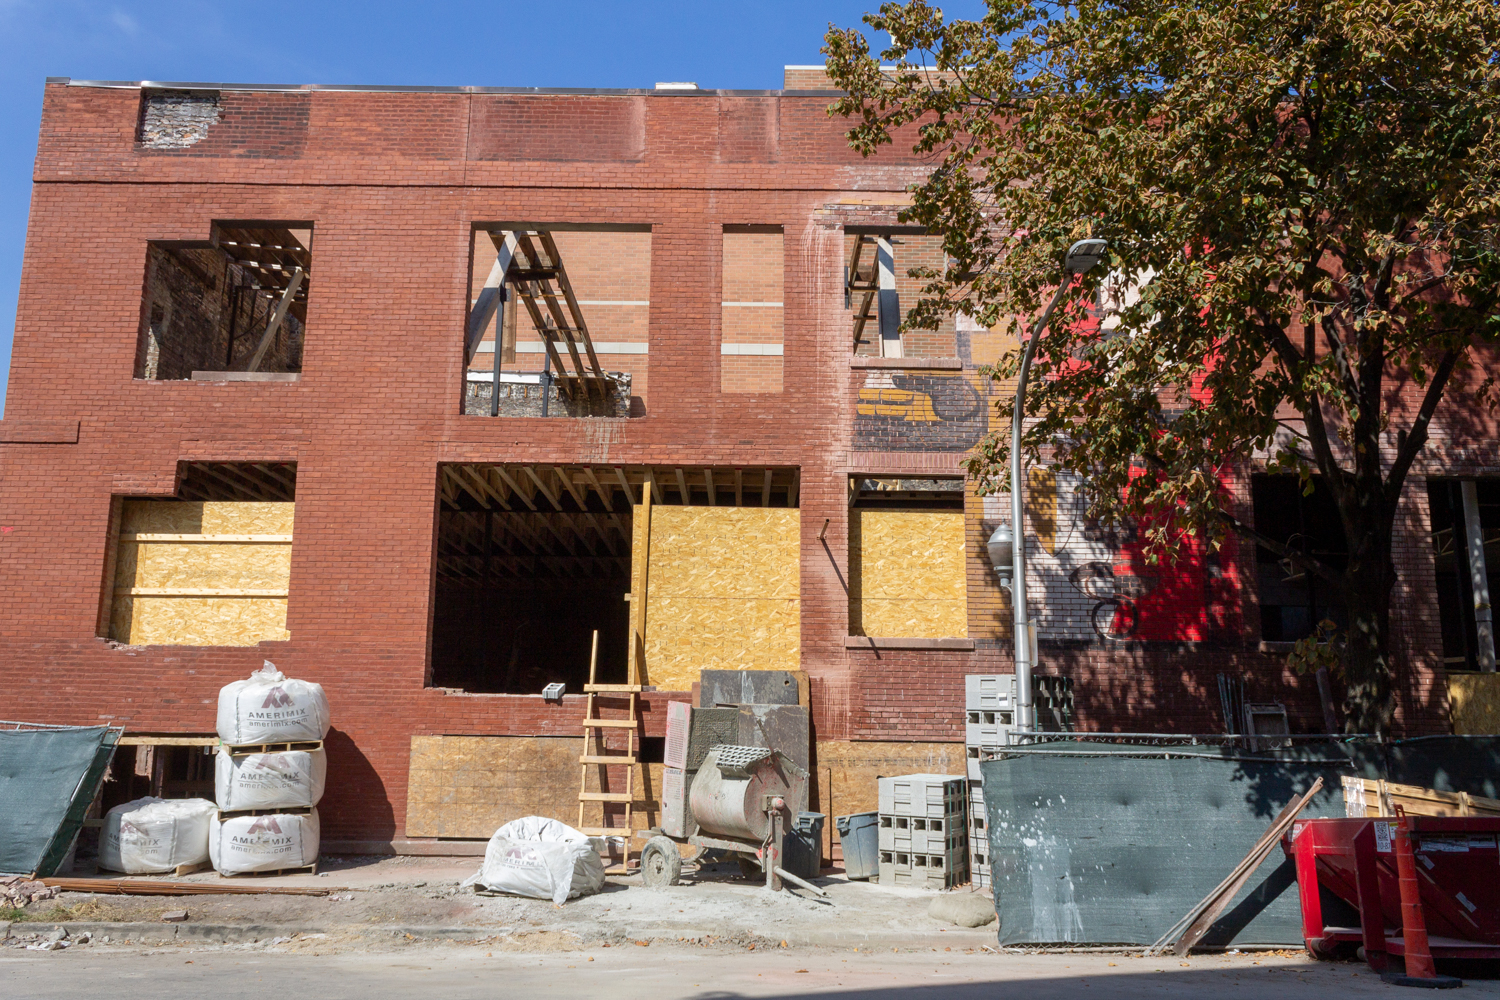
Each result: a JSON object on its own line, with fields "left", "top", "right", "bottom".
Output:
{"left": 121, "top": 500, "right": 295, "bottom": 535}
{"left": 646, "top": 507, "right": 799, "bottom": 599}
{"left": 121, "top": 542, "right": 291, "bottom": 590}
{"left": 849, "top": 509, "right": 965, "bottom": 637}
{"left": 113, "top": 596, "right": 290, "bottom": 647}
{"left": 815, "top": 739, "right": 967, "bottom": 821}
{"left": 641, "top": 506, "right": 800, "bottom": 690}
{"left": 1449, "top": 675, "right": 1500, "bottom": 735}
{"left": 110, "top": 500, "right": 294, "bottom": 646}
{"left": 849, "top": 599, "right": 968, "bottom": 640}
{"left": 406, "top": 735, "right": 661, "bottom": 838}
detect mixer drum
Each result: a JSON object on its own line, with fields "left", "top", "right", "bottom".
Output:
{"left": 689, "top": 746, "right": 804, "bottom": 842}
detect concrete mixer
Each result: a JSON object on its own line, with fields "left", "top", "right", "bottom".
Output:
{"left": 637, "top": 745, "right": 823, "bottom": 895}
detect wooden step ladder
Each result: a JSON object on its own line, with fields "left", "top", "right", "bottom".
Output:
{"left": 577, "top": 629, "right": 643, "bottom": 864}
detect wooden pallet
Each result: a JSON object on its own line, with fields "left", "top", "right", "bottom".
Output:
{"left": 221, "top": 740, "right": 324, "bottom": 755}
{"left": 220, "top": 862, "right": 318, "bottom": 878}
{"left": 1342, "top": 775, "right": 1500, "bottom": 818}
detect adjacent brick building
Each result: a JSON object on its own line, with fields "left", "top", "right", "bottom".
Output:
{"left": 0, "top": 69, "right": 1490, "bottom": 850}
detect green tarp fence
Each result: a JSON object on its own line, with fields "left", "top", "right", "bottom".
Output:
{"left": 979, "top": 736, "right": 1500, "bottom": 947}
{"left": 0, "top": 723, "right": 120, "bottom": 877}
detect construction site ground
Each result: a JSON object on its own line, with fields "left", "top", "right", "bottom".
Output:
{"left": 5, "top": 854, "right": 1005, "bottom": 951}
{"left": 6, "top": 854, "right": 1497, "bottom": 997}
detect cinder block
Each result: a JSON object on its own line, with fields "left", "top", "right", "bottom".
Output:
{"left": 878, "top": 774, "right": 967, "bottom": 817}
{"left": 965, "top": 675, "right": 1017, "bottom": 712}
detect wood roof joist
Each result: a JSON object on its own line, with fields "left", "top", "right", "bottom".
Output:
{"left": 489, "top": 466, "right": 538, "bottom": 511}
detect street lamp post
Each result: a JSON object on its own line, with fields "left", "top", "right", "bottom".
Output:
{"left": 987, "top": 238, "right": 1107, "bottom": 732}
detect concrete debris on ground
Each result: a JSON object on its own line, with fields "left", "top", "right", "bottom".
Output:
{"left": 928, "top": 891, "right": 998, "bottom": 928}
{"left": 2, "top": 876, "right": 60, "bottom": 907}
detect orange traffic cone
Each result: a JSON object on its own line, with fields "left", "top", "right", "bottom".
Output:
{"left": 1382, "top": 808, "right": 1461, "bottom": 989}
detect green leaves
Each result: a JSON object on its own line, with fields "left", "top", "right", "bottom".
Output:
{"left": 828, "top": 0, "right": 1500, "bottom": 730}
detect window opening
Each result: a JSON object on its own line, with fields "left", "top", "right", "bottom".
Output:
{"left": 136, "top": 223, "right": 311, "bottom": 381}
{"left": 848, "top": 477, "right": 967, "bottom": 638}
{"left": 1427, "top": 478, "right": 1500, "bottom": 672}
{"left": 432, "top": 464, "right": 799, "bottom": 694}
{"left": 1250, "top": 474, "right": 1348, "bottom": 642}
{"left": 465, "top": 226, "right": 647, "bottom": 418}
{"left": 845, "top": 230, "right": 957, "bottom": 358}
{"left": 103, "top": 462, "right": 296, "bottom": 647}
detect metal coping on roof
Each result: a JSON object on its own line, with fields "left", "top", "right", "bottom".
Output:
{"left": 47, "top": 77, "right": 842, "bottom": 97}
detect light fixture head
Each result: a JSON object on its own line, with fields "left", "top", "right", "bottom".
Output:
{"left": 1064, "top": 238, "right": 1108, "bottom": 275}
{"left": 987, "top": 523, "right": 1015, "bottom": 589}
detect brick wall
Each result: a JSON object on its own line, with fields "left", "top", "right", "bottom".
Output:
{"left": 0, "top": 79, "right": 1475, "bottom": 843}
{"left": 720, "top": 227, "right": 784, "bottom": 393}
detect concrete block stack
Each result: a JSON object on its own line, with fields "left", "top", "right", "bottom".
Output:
{"left": 209, "top": 662, "right": 329, "bottom": 875}
{"left": 964, "top": 675, "right": 1019, "bottom": 889}
{"left": 876, "top": 773, "right": 969, "bottom": 888}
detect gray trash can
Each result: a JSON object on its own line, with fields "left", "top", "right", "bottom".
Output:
{"left": 835, "top": 811, "right": 879, "bottom": 880}
{"left": 783, "top": 811, "right": 824, "bottom": 881}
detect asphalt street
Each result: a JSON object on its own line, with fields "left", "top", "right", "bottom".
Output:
{"left": 6, "top": 944, "right": 1497, "bottom": 999}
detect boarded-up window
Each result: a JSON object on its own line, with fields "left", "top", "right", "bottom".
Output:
{"left": 849, "top": 508, "right": 966, "bottom": 638}
{"left": 721, "top": 226, "right": 784, "bottom": 393}
{"left": 107, "top": 500, "right": 294, "bottom": 646}
{"left": 638, "top": 506, "right": 799, "bottom": 689}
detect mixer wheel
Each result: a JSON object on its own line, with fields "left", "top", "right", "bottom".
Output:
{"left": 640, "top": 835, "right": 683, "bottom": 888}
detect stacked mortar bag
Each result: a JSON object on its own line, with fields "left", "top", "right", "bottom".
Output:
{"left": 209, "top": 661, "right": 329, "bottom": 875}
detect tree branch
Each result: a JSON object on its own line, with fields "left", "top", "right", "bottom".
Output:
{"left": 1385, "top": 347, "right": 1462, "bottom": 506}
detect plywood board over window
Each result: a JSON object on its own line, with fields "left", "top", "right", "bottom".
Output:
{"left": 107, "top": 500, "right": 293, "bottom": 646}
{"left": 849, "top": 509, "right": 967, "bottom": 638}
{"left": 639, "top": 506, "right": 800, "bottom": 690}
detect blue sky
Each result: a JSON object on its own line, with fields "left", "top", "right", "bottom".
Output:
{"left": 0, "top": 0, "right": 982, "bottom": 414}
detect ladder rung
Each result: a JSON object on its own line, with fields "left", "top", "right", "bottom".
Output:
{"left": 584, "top": 684, "right": 645, "bottom": 693}
{"left": 583, "top": 718, "right": 638, "bottom": 728}
{"left": 579, "top": 755, "right": 638, "bottom": 765}
{"left": 579, "top": 792, "right": 635, "bottom": 803}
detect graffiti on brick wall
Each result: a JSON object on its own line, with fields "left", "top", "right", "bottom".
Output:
{"left": 853, "top": 372, "right": 986, "bottom": 452}
{"left": 987, "top": 468, "right": 1239, "bottom": 643}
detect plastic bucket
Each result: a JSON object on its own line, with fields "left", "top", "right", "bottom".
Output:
{"left": 835, "top": 811, "right": 879, "bottom": 880}
{"left": 783, "top": 811, "right": 824, "bottom": 880}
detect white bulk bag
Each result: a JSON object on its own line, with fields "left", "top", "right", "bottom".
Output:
{"left": 214, "top": 747, "right": 327, "bottom": 811}
{"left": 99, "top": 797, "right": 216, "bottom": 874}
{"left": 217, "top": 661, "right": 330, "bottom": 745}
{"left": 208, "top": 810, "right": 320, "bottom": 875}
{"left": 460, "top": 816, "right": 605, "bottom": 906}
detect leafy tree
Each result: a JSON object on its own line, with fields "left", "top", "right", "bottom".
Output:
{"left": 825, "top": 0, "right": 1500, "bottom": 733}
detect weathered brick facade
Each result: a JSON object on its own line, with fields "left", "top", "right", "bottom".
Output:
{"left": 0, "top": 73, "right": 1475, "bottom": 845}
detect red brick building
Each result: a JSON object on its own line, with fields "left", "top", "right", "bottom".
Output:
{"left": 0, "top": 69, "right": 1488, "bottom": 850}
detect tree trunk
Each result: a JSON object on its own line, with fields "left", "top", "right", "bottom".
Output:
{"left": 1340, "top": 542, "right": 1397, "bottom": 736}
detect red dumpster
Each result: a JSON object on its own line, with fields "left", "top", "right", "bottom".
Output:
{"left": 1283, "top": 816, "right": 1500, "bottom": 972}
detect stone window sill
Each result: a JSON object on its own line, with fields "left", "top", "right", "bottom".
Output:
{"left": 844, "top": 636, "right": 975, "bottom": 651}
{"left": 849, "top": 357, "right": 963, "bottom": 371}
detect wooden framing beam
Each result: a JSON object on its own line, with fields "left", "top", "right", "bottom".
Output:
{"left": 524, "top": 465, "right": 565, "bottom": 511}
{"left": 789, "top": 467, "right": 800, "bottom": 507}
{"left": 492, "top": 466, "right": 539, "bottom": 511}
{"left": 704, "top": 469, "right": 716, "bottom": 507}
{"left": 734, "top": 469, "right": 744, "bottom": 507}
{"left": 556, "top": 466, "right": 589, "bottom": 509}
{"left": 582, "top": 466, "right": 613, "bottom": 509}
{"left": 246, "top": 267, "right": 304, "bottom": 373}
{"left": 763, "top": 469, "right": 773, "bottom": 508}
{"left": 675, "top": 468, "right": 689, "bottom": 505}
{"left": 467, "top": 232, "right": 519, "bottom": 365}
{"left": 613, "top": 467, "right": 635, "bottom": 505}
{"left": 480, "top": 467, "right": 514, "bottom": 511}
